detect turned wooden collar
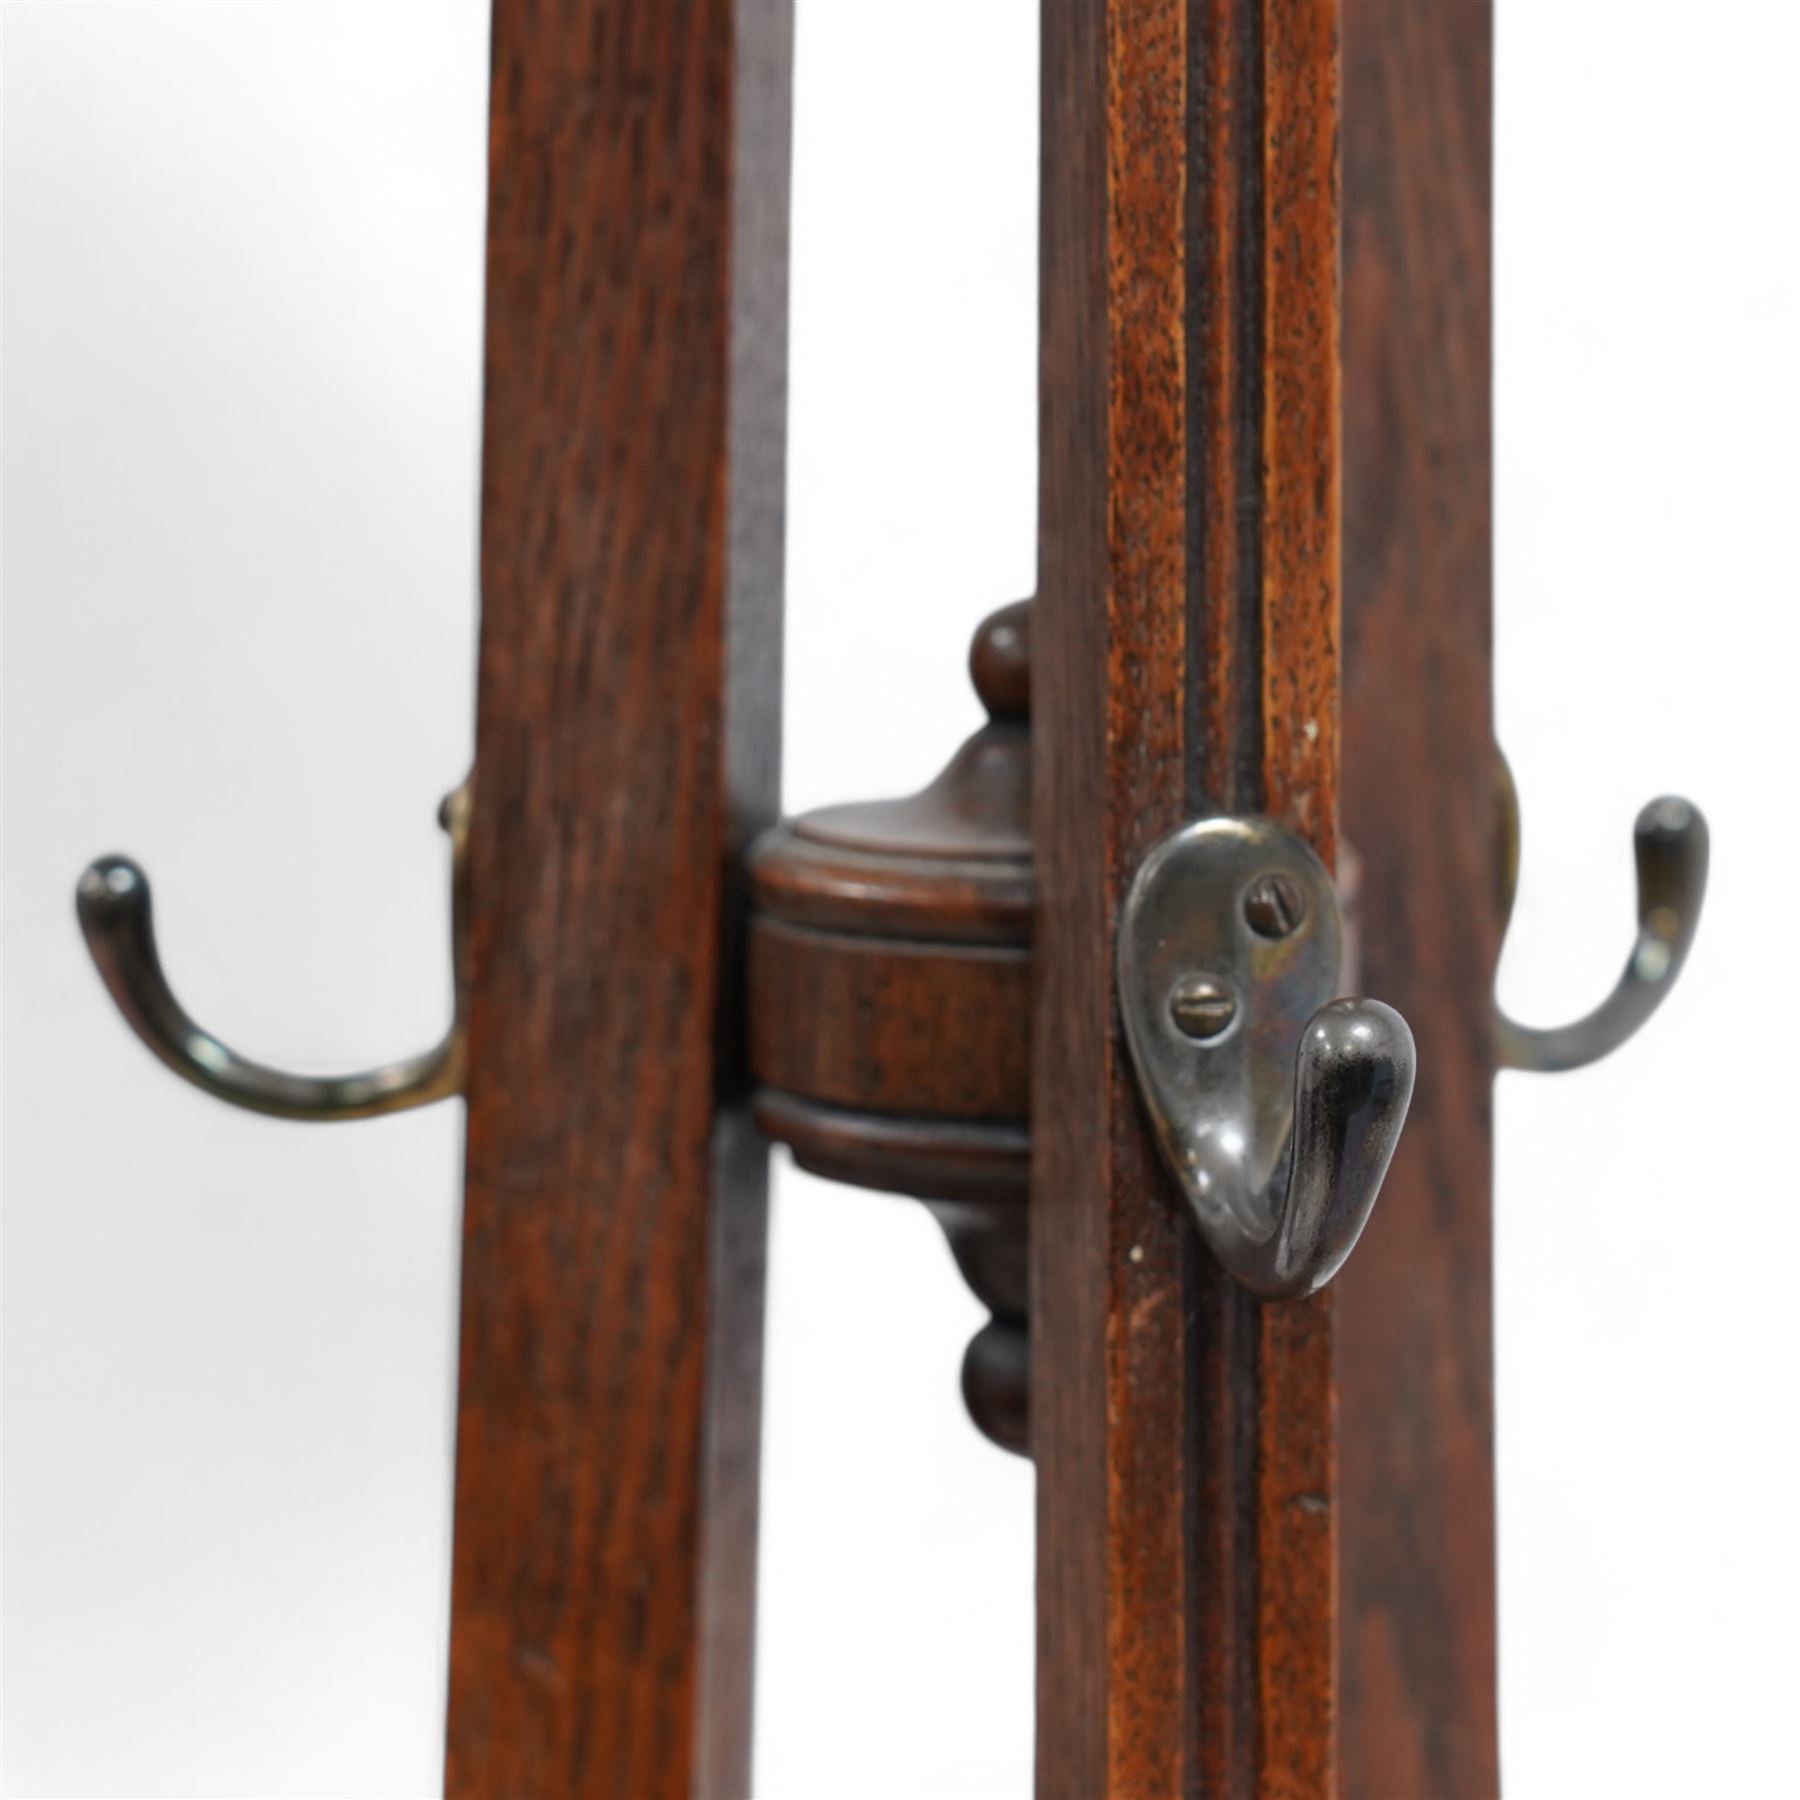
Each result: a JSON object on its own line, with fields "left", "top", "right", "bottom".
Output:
{"left": 746, "top": 600, "right": 1033, "bottom": 1158}
{"left": 744, "top": 601, "right": 1034, "bottom": 1453}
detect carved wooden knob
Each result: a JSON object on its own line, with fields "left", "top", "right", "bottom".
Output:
{"left": 969, "top": 598, "right": 1031, "bottom": 723}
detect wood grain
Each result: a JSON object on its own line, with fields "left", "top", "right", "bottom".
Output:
{"left": 1338, "top": 4, "right": 1499, "bottom": 1794}
{"left": 746, "top": 920, "right": 1030, "bottom": 1120}
{"left": 1034, "top": 0, "right": 1342, "bottom": 1792}
{"left": 444, "top": 1, "right": 792, "bottom": 1793}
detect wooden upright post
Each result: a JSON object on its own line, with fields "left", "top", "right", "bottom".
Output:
{"left": 1339, "top": 4, "right": 1499, "bottom": 1794}
{"left": 444, "top": 2, "right": 792, "bottom": 1793}
{"left": 1033, "top": 0, "right": 1343, "bottom": 1791}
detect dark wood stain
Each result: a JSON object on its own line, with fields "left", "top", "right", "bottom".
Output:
{"left": 444, "top": 1, "right": 792, "bottom": 1793}
{"left": 1339, "top": 4, "right": 1499, "bottom": 1794}
{"left": 434, "top": 0, "right": 1494, "bottom": 1784}
{"left": 1035, "top": 1, "right": 1342, "bottom": 1793}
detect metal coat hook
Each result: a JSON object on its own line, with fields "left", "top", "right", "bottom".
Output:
{"left": 1495, "top": 756, "right": 1708, "bottom": 1074}
{"left": 75, "top": 779, "right": 470, "bottom": 1121}
{"left": 1117, "top": 816, "right": 1417, "bottom": 1300}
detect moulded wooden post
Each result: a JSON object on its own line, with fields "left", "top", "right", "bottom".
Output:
{"left": 1033, "top": 0, "right": 1344, "bottom": 1792}
{"left": 444, "top": 1, "right": 792, "bottom": 1793}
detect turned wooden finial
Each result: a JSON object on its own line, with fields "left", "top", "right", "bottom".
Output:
{"left": 969, "top": 598, "right": 1031, "bottom": 723}
{"left": 744, "top": 600, "right": 1037, "bottom": 1455}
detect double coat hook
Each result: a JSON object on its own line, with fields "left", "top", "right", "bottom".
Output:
{"left": 75, "top": 781, "right": 469, "bottom": 1121}
{"left": 1117, "top": 816, "right": 1417, "bottom": 1299}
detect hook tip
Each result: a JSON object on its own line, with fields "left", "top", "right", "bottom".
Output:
{"left": 1632, "top": 796, "right": 1708, "bottom": 931}
{"left": 76, "top": 855, "right": 149, "bottom": 919}
{"left": 1304, "top": 996, "right": 1417, "bottom": 1105}
{"left": 1636, "top": 794, "right": 1706, "bottom": 850}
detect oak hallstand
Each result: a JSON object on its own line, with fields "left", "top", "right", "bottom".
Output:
{"left": 455, "top": 1, "right": 1496, "bottom": 1790}
{"left": 82, "top": 0, "right": 1650, "bottom": 1792}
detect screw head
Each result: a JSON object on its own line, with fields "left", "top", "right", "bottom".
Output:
{"left": 1169, "top": 974, "right": 1236, "bottom": 1041}
{"left": 1244, "top": 872, "right": 1306, "bottom": 939}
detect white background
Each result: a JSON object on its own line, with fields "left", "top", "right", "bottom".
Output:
{"left": 2, "top": 2, "right": 1794, "bottom": 1795}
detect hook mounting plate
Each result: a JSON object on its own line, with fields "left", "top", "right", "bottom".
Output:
{"left": 1119, "top": 817, "right": 1342, "bottom": 1224}
{"left": 1117, "top": 815, "right": 1414, "bottom": 1298}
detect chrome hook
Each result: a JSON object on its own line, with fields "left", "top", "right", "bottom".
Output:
{"left": 75, "top": 779, "right": 470, "bottom": 1121}
{"left": 1117, "top": 816, "right": 1416, "bottom": 1299}
{"left": 1495, "top": 756, "right": 1708, "bottom": 1074}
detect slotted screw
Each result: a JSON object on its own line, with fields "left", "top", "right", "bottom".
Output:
{"left": 1244, "top": 872, "right": 1306, "bottom": 939}
{"left": 1169, "top": 974, "right": 1236, "bottom": 1041}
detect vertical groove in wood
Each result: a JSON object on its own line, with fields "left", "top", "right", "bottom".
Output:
{"left": 1187, "top": 1256, "right": 1263, "bottom": 1796}
{"left": 1037, "top": 0, "right": 1341, "bottom": 1793}
{"left": 445, "top": 1, "right": 791, "bottom": 1793}
{"left": 1338, "top": 3, "right": 1498, "bottom": 1794}
{"left": 1189, "top": 0, "right": 1263, "bottom": 814}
